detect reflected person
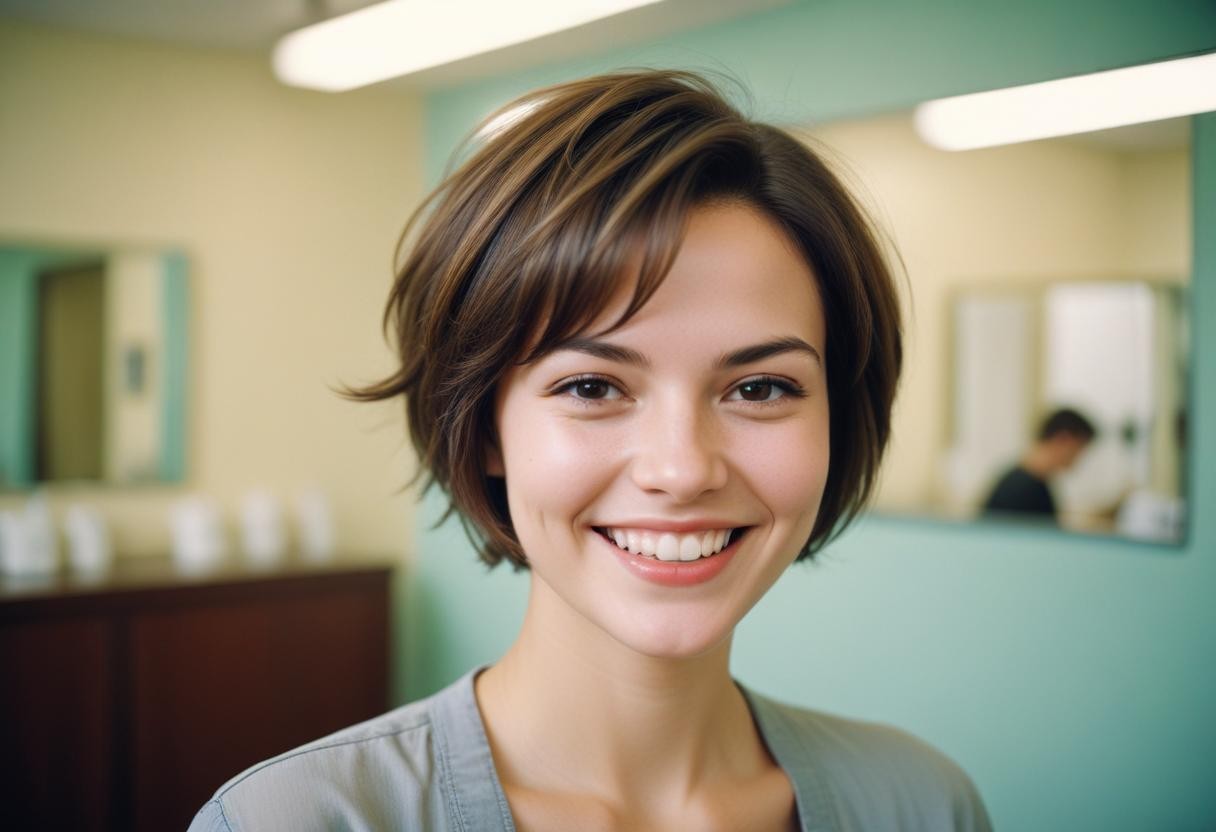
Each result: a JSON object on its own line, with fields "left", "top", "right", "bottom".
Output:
{"left": 981, "top": 407, "right": 1096, "bottom": 523}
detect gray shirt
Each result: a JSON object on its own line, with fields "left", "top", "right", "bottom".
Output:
{"left": 189, "top": 668, "right": 990, "bottom": 831}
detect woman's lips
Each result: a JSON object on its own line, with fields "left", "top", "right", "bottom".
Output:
{"left": 595, "top": 526, "right": 747, "bottom": 587}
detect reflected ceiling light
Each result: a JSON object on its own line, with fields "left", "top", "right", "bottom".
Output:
{"left": 274, "top": 0, "right": 666, "bottom": 92}
{"left": 914, "top": 51, "right": 1216, "bottom": 151}
{"left": 477, "top": 99, "right": 546, "bottom": 139}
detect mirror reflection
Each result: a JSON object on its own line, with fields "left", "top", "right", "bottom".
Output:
{"left": 797, "top": 113, "right": 1191, "bottom": 543}
{"left": 0, "top": 243, "right": 188, "bottom": 489}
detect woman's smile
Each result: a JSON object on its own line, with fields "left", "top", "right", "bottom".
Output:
{"left": 595, "top": 525, "right": 742, "bottom": 561}
{"left": 593, "top": 524, "right": 752, "bottom": 588}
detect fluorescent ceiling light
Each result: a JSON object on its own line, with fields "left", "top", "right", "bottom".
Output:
{"left": 274, "top": 0, "right": 666, "bottom": 92}
{"left": 914, "top": 52, "right": 1216, "bottom": 151}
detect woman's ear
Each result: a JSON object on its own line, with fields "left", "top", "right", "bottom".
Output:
{"left": 485, "top": 442, "right": 505, "bottom": 477}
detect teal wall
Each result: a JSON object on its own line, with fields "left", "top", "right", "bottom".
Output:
{"left": 0, "top": 251, "right": 40, "bottom": 487}
{"left": 403, "top": 2, "right": 1216, "bottom": 829}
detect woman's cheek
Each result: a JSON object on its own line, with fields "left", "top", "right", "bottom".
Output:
{"left": 738, "top": 414, "right": 830, "bottom": 519}
{"left": 505, "top": 416, "right": 623, "bottom": 510}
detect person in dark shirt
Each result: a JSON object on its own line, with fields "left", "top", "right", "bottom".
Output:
{"left": 981, "top": 408, "right": 1097, "bottom": 523}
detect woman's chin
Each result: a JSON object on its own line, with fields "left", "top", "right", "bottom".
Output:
{"left": 607, "top": 618, "right": 735, "bottom": 662}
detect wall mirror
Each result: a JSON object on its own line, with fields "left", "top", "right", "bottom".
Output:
{"left": 795, "top": 113, "right": 1192, "bottom": 544}
{"left": 0, "top": 243, "right": 189, "bottom": 489}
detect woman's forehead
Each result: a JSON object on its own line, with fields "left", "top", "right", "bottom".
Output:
{"left": 510, "top": 201, "right": 823, "bottom": 370}
{"left": 591, "top": 204, "right": 821, "bottom": 335}
{"left": 519, "top": 203, "right": 824, "bottom": 366}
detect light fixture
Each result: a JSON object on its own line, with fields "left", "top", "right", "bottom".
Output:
{"left": 914, "top": 51, "right": 1216, "bottom": 151}
{"left": 274, "top": 0, "right": 667, "bottom": 92}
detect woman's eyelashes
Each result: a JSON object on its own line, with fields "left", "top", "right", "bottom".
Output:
{"left": 725, "top": 375, "right": 807, "bottom": 405}
{"left": 550, "top": 374, "right": 625, "bottom": 403}
{"left": 547, "top": 373, "right": 806, "bottom": 407}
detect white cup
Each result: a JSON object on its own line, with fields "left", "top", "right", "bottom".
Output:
{"left": 170, "top": 497, "right": 227, "bottom": 573}
{"left": 65, "top": 504, "right": 113, "bottom": 574}
{"left": 240, "top": 489, "right": 287, "bottom": 568}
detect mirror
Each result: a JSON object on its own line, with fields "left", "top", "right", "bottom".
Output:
{"left": 0, "top": 243, "right": 189, "bottom": 489}
{"left": 796, "top": 113, "right": 1191, "bottom": 544}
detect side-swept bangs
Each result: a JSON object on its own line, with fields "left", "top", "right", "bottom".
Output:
{"left": 348, "top": 70, "right": 901, "bottom": 569}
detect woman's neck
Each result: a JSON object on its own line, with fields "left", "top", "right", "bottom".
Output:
{"left": 475, "top": 576, "right": 770, "bottom": 809}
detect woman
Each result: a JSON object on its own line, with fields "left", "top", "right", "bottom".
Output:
{"left": 192, "top": 70, "right": 990, "bottom": 831}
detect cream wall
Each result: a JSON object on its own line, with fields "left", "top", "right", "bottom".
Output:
{"left": 0, "top": 21, "right": 424, "bottom": 559}
{"left": 800, "top": 113, "right": 1190, "bottom": 512}
{"left": 1123, "top": 148, "right": 1191, "bottom": 275}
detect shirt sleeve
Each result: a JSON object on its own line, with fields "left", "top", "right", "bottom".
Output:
{"left": 187, "top": 800, "right": 234, "bottom": 832}
{"left": 944, "top": 753, "right": 994, "bottom": 832}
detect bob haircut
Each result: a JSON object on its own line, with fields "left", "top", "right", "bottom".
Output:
{"left": 350, "top": 69, "right": 902, "bottom": 569}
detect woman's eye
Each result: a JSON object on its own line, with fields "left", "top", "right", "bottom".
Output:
{"left": 737, "top": 381, "right": 777, "bottom": 401}
{"left": 728, "top": 376, "right": 803, "bottom": 404}
{"left": 557, "top": 377, "right": 623, "bottom": 401}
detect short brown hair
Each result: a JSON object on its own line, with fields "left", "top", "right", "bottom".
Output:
{"left": 349, "top": 70, "right": 902, "bottom": 569}
{"left": 1037, "top": 407, "right": 1097, "bottom": 441}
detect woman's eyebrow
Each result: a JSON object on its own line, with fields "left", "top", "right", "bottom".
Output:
{"left": 555, "top": 337, "right": 651, "bottom": 367}
{"left": 718, "top": 336, "right": 822, "bottom": 368}
{"left": 551, "top": 335, "right": 821, "bottom": 368}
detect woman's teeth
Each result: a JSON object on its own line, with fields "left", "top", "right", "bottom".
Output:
{"left": 603, "top": 528, "right": 735, "bottom": 561}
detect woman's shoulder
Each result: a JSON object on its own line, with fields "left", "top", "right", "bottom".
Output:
{"left": 188, "top": 684, "right": 451, "bottom": 832}
{"left": 743, "top": 687, "right": 992, "bottom": 832}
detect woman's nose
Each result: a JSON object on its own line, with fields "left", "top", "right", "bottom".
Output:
{"left": 628, "top": 399, "right": 728, "bottom": 502}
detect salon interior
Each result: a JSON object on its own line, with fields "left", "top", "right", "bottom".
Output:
{"left": 1, "top": 1, "right": 1213, "bottom": 829}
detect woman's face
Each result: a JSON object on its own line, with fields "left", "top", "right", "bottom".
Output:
{"left": 493, "top": 201, "right": 830, "bottom": 659}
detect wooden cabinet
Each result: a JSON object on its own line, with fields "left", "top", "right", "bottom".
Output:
{"left": 0, "top": 558, "right": 393, "bottom": 831}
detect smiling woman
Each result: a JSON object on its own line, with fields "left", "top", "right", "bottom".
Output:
{"left": 189, "top": 70, "right": 990, "bottom": 832}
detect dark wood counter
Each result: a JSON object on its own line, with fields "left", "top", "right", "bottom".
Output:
{"left": 0, "top": 556, "right": 395, "bottom": 831}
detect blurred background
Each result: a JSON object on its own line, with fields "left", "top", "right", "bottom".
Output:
{"left": 1, "top": 1, "right": 1214, "bottom": 830}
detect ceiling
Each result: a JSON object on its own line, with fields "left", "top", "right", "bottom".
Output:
{"left": 0, "top": 1, "right": 387, "bottom": 51}
{"left": 0, "top": 0, "right": 792, "bottom": 88}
